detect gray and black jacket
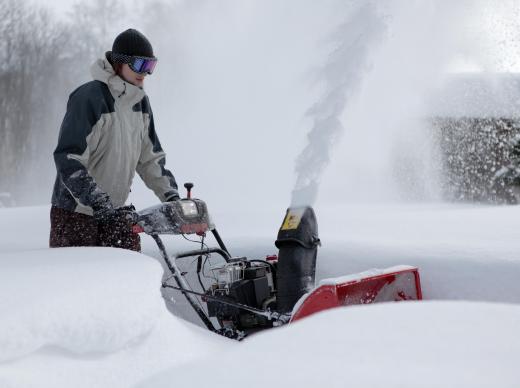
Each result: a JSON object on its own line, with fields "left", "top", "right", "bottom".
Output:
{"left": 52, "top": 57, "right": 179, "bottom": 215}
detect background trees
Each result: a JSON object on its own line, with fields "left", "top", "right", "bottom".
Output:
{"left": 0, "top": 0, "right": 126, "bottom": 205}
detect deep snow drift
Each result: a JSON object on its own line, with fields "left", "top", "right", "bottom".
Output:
{"left": 0, "top": 245, "right": 228, "bottom": 388}
{"left": 1, "top": 204, "right": 520, "bottom": 387}
{"left": 3, "top": 1, "right": 520, "bottom": 387}
{"left": 139, "top": 301, "right": 520, "bottom": 388}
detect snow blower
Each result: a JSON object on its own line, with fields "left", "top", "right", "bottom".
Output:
{"left": 134, "top": 183, "right": 422, "bottom": 339}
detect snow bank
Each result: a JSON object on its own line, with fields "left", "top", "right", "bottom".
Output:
{"left": 138, "top": 301, "right": 520, "bottom": 388}
{"left": 3, "top": 202, "right": 520, "bottom": 387}
{"left": 0, "top": 246, "right": 228, "bottom": 388}
{"left": 0, "top": 247, "right": 164, "bottom": 362}
{"left": 316, "top": 204, "right": 520, "bottom": 305}
{"left": 0, "top": 206, "right": 50, "bottom": 252}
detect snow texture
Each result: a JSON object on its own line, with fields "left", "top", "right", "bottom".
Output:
{"left": 0, "top": 248, "right": 162, "bottom": 362}
{"left": 139, "top": 301, "right": 520, "bottom": 388}
{"left": 3, "top": 1, "right": 520, "bottom": 387}
{"left": 1, "top": 204, "right": 520, "bottom": 388}
{"left": 0, "top": 221, "right": 228, "bottom": 387}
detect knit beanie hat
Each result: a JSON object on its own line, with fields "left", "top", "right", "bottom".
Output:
{"left": 106, "top": 29, "right": 155, "bottom": 63}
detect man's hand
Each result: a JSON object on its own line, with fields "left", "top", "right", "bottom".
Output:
{"left": 94, "top": 204, "right": 142, "bottom": 251}
{"left": 93, "top": 204, "right": 138, "bottom": 225}
{"left": 117, "top": 205, "right": 140, "bottom": 224}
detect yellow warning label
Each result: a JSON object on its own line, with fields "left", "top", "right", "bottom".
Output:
{"left": 281, "top": 208, "right": 305, "bottom": 230}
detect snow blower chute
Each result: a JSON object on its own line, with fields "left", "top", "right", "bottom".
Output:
{"left": 134, "top": 183, "right": 422, "bottom": 339}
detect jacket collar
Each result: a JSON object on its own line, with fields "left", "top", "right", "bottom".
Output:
{"left": 90, "top": 57, "right": 146, "bottom": 107}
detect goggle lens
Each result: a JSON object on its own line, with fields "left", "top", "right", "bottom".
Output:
{"left": 129, "top": 57, "right": 157, "bottom": 74}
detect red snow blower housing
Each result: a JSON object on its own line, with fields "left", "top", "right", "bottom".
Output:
{"left": 135, "top": 183, "right": 422, "bottom": 339}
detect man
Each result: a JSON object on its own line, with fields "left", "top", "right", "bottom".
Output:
{"left": 50, "top": 29, "right": 179, "bottom": 252}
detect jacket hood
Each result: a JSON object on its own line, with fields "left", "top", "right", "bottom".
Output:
{"left": 90, "top": 57, "right": 146, "bottom": 106}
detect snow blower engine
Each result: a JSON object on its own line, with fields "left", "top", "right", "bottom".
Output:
{"left": 134, "top": 183, "right": 422, "bottom": 339}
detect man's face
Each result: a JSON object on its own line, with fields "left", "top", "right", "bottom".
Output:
{"left": 120, "top": 64, "right": 146, "bottom": 87}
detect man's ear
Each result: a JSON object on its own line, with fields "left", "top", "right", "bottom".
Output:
{"left": 114, "top": 63, "right": 124, "bottom": 75}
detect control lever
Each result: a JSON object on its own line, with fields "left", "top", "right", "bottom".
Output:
{"left": 184, "top": 182, "right": 194, "bottom": 199}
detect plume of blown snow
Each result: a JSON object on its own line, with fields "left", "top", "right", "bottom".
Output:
{"left": 290, "top": 1, "right": 387, "bottom": 207}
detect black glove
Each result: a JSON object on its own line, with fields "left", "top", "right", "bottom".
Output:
{"left": 91, "top": 194, "right": 113, "bottom": 220}
{"left": 93, "top": 204, "right": 138, "bottom": 224}
{"left": 118, "top": 205, "right": 139, "bottom": 224}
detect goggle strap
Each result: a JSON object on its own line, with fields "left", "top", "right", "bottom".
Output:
{"left": 111, "top": 53, "right": 157, "bottom": 74}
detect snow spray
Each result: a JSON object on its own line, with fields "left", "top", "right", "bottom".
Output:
{"left": 290, "top": 1, "right": 386, "bottom": 207}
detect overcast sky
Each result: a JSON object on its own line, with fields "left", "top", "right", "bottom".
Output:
{"left": 30, "top": 0, "right": 72, "bottom": 16}
{"left": 17, "top": 0, "right": 520, "bottom": 211}
{"left": 28, "top": 0, "right": 520, "bottom": 73}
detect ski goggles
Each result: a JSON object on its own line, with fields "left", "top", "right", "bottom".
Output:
{"left": 111, "top": 53, "right": 158, "bottom": 75}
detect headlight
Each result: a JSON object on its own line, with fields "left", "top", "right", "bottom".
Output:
{"left": 180, "top": 200, "right": 198, "bottom": 217}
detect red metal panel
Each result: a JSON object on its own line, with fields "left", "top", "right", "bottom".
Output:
{"left": 180, "top": 222, "right": 209, "bottom": 234}
{"left": 291, "top": 267, "right": 422, "bottom": 322}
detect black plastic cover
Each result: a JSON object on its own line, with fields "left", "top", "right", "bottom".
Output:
{"left": 244, "top": 266, "right": 267, "bottom": 280}
{"left": 275, "top": 206, "right": 320, "bottom": 313}
{"left": 275, "top": 207, "right": 320, "bottom": 249}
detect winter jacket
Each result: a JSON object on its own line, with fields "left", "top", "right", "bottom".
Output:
{"left": 52, "top": 57, "right": 179, "bottom": 215}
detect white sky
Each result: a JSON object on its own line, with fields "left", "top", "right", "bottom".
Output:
{"left": 31, "top": 0, "right": 520, "bottom": 73}
{"left": 30, "top": 0, "right": 73, "bottom": 16}
{"left": 19, "top": 0, "right": 520, "bottom": 207}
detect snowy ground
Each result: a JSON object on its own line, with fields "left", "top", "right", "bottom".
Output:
{"left": 1, "top": 203, "right": 520, "bottom": 387}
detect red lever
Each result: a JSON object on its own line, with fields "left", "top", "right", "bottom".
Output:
{"left": 132, "top": 224, "right": 144, "bottom": 234}
{"left": 266, "top": 254, "right": 278, "bottom": 262}
{"left": 184, "top": 182, "right": 194, "bottom": 199}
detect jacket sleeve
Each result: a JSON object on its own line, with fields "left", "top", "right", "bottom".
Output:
{"left": 136, "top": 99, "right": 179, "bottom": 201}
{"left": 53, "top": 88, "right": 111, "bottom": 211}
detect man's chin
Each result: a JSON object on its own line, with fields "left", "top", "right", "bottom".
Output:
{"left": 122, "top": 76, "right": 144, "bottom": 87}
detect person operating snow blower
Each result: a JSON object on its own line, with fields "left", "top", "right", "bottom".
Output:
{"left": 50, "top": 29, "right": 179, "bottom": 252}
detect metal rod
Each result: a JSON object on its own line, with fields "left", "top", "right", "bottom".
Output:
{"left": 211, "top": 229, "right": 230, "bottom": 255}
{"left": 151, "top": 234, "right": 217, "bottom": 332}
{"left": 162, "top": 282, "right": 291, "bottom": 323}
{"left": 175, "top": 247, "right": 231, "bottom": 262}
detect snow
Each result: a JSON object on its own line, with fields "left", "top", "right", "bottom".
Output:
{"left": 1, "top": 204, "right": 520, "bottom": 387}
{"left": 317, "top": 203, "right": 520, "bottom": 305}
{"left": 139, "top": 301, "right": 520, "bottom": 388}
{"left": 0, "top": 228, "right": 228, "bottom": 388}
{"left": 3, "top": 2, "right": 520, "bottom": 386}
{"left": 430, "top": 73, "right": 520, "bottom": 118}
{"left": 0, "top": 248, "right": 161, "bottom": 362}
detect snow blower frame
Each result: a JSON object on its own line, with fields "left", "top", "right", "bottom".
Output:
{"left": 134, "top": 183, "right": 422, "bottom": 339}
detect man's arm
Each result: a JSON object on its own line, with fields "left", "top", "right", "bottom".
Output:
{"left": 137, "top": 97, "right": 179, "bottom": 201}
{"left": 54, "top": 86, "right": 112, "bottom": 213}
